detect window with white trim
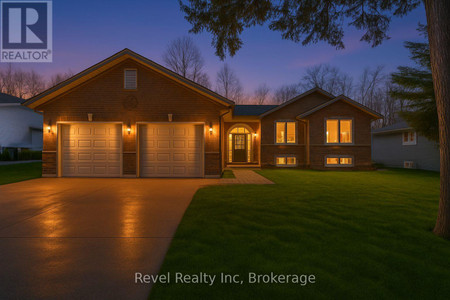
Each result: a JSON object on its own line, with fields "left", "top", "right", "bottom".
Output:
{"left": 402, "top": 132, "right": 416, "bottom": 145}
{"left": 325, "top": 156, "right": 353, "bottom": 167}
{"left": 124, "top": 69, "right": 137, "bottom": 89}
{"left": 275, "top": 121, "right": 296, "bottom": 144}
{"left": 276, "top": 155, "right": 297, "bottom": 167}
{"left": 326, "top": 119, "right": 352, "bottom": 144}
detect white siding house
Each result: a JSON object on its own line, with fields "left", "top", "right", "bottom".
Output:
{"left": 0, "top": 93, "right": 43, "bottom": 151}
{"left": 372, "top": 119, "right": 440, "bottom": 172}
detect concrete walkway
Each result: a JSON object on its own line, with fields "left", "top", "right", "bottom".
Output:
{"left": 220, "top": 169, "right": 274, "bottom": 185}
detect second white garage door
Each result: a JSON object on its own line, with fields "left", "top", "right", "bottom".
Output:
{"left": 139, "top": 123, "right": 203, "bottom": 177}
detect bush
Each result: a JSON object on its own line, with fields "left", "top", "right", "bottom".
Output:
{"left": 0, "top": 150, "right": 12, "bottom": 161}
{"left": 17, "top": 150, "right": 42, "bottom": 161}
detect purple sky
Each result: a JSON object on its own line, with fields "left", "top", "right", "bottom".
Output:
{"left": 3, "top": 0, "right": 427, "bottom": 94}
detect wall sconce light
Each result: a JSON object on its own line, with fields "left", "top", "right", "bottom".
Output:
{"left": 127, "top": 122, "right": 131, "bottom": 135}
{"left": 253, "top": 133, "right": 258, "bottom": 138}
{"left": 47, "top": 120, "right": 52, "bottom": 133}
{"left": 209, "top": 122, "right": 213, "bottom": 135}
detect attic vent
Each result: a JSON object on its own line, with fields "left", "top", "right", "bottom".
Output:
{"left": 124, "top": 69, "right": 137, "bottom": 89}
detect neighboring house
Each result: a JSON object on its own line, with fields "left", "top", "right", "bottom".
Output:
{"left": 0, "top": 93, "right": 43, "bottom": 154}
{"left": 23, "top": 49, "right": 381, "bottom": 178}
{"left": 372, "top": 119, "right": 440, "bottom": 171}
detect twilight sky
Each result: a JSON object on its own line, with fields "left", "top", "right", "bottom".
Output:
{"left": 5, "top": 0, "right": 427, "bottom": 94}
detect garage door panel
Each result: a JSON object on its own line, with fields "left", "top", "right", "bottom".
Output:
{"left": 188, "top": 140, "right": 201, "bottom": 148}
{"left": 93, "top": 140, "right": 107, "bottom": 148}
{"left": 63, "top": 140, "right": 75, "bottom": 147}
{"left": 156, "top": 166, "right": 170, "bottom": 175}
{"left": 157, "top": 140, "right": 170, "bottom": 148}
{"left": 188, "top": 153, "right": 201, "bottom": 162}
{"left": 78, "top": 140, "right": 91, "bottom": 148}
{"left": 173, "top": 153, "right": 186, "bottom": 161}
{"left": 93, "top": 153, "right": 107, "bottom": 161}
{"left": 173, "top": 140, "right": 186, "bottom": 148}
{"left": 139, "top": 123, "right": 203, "bottom": 177}
{"left": 93, "top": 127, "right": 107, "bottom": 135}
{"left": 109, "top": 140, "right": 121, "bottom": 148}
{"left": 78, "top": 127, "right": 92, "bottom": 135}
{"left": 62, "top": 123, "right": 121, "bottom": 177}
{"left": 157, "top": 127, "right": 171, "bottom": 136}
{"left": 78, "top": 152, "right": 92, "bottom": 161}
{"left": 157, "top": 153, "right": 170, "bottom": 161}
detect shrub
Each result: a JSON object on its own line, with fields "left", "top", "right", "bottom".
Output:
{"left": 0, "top": 150, "right": 12, "bottom": 161}
{"left": 18, "top": 150, "right": 42, "bottom": 160}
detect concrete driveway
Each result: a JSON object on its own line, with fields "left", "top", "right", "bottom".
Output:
{"left": 0, "top": 177, "right": 218, "bottom": 300}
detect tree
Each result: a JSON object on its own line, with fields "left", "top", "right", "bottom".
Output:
{"left": 301, "top": 64, "right": 353, "bottom": 96}
{"left": 273, "top": 84, "right": 299, "bottom": 104}
{"left": 48, "top": 71, "right": 73, "bottom": 88}
{"left": 216, "top": 63, "right": 244, "bottom": 102}
{"left": 253, "top": 83, "right": 271, "bottom": 104}
{"left": 180, "top": 0, "right": 450, "bottom": 239}
{"left": 163, "top": 36, "right": 211, "bottom": 88}
{"left": 0, "top": 65, "right": 46, "bottom": 99}
{"left": 25, "top": 70, "right": 46, "bottom": 98}
{"left": 391, "top": 26, "right": 437, "bottom": 142}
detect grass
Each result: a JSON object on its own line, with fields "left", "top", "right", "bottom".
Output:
{"left": 150, "top": 169, "right": 450, "bottom": 299}
{"left": 221, "top": 169, "right": 235, "bottom": 178}
{"left": 0, "top": 162, "right": 41, "bottom": 185}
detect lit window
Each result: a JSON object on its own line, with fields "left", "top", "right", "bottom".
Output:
{"left": 326, "top": 119, "right": 352, "bottom": 144}
{"left": 326, "top": 120, "right": 339, "bottom": 143}
{"left": 276, "top": 121, "right": 296, "bottom": 144}
{"left": 124, "top": 69, "right": 137, "bottom": 89}
{"left": 325, "top": 156, "right": 353, "bottom": 167}
{"left": 276, "top": 155, "right": 296, "bottom": 167}
{"left": 276, "top": 157, "right": 286, "bottom": 165}
{"left": 402, "top": 132, "right": 416, "bottom": 145}
{"left": 340, "top": 157, "right": 352, "bottom": 165}
{"left": 286, "top": 157, "right": 296, "bottom": 165}
{"left": 326, "top": 157, "right": 339, "bottom": 165}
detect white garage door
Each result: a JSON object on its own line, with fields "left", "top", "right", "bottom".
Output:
{"left": 139, "top": 123, "right": 203, "bottom": 177}
{"left": 61, "top": 123, "right": 121, "bottom": 177}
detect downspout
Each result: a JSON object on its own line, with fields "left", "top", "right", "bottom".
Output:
{"left": 219, "top": 107, "right": 232, "bottom": 171}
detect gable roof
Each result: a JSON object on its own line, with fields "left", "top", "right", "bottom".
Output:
{"left": 259, "top": 87, "right": 335, "bottom": 118}
{"left": 372, "top": 119, "right": 411, "bottom": 134}
{"left": 0, "top": 93, "right": 23, "bottom": 104}
{"left": 23, "top": 48, "right": 234, "bottom": 110}
{"left": 234, "top": 105, "right": 278, "bottom": 116}
{"left": 296, "top": 95, "right": 383, "bottom": 119}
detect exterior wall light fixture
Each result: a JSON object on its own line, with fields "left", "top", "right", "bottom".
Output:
{"left": 209, "top": 122, "right": 213, "bottom": 135}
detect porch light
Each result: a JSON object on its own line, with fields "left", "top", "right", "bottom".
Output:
{"left": 47, "top": 125, "right": 51, "bottom": 133}
{"left": 127, "top": 121, "right": 131, "bottom": 135}
{"left": 253, "top": 133, "right": 258, "bottom": 138}
{"left": 209, "top": 122, "right": 213, "bottom": 135}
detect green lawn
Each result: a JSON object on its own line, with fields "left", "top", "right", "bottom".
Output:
{"left": 221, "top": 169, "right": 235, "bottom": 178}
{"left": 150, "top": 169, "right": 450, "bottom": 299}
{"left": 0, "top": 162, "right": 41, "bottom": 185}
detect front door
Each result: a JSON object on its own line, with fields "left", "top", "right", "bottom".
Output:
{"left": 232, "top": 134, "right": 247, "bottom": 162}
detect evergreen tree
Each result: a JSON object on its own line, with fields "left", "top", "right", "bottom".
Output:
{"left": 391, "top": 26, "right": 438, "bottom": 142}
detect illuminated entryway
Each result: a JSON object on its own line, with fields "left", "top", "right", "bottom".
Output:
{"left": 227, "top": 125, "right": 253, "bottom": 163}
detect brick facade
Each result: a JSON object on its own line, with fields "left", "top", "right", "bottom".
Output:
{"left": 28, "top": 50, "right": 378, "bottom": 177}
{"left": 37, "top": 59, "right": 227, "bottom": 177}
